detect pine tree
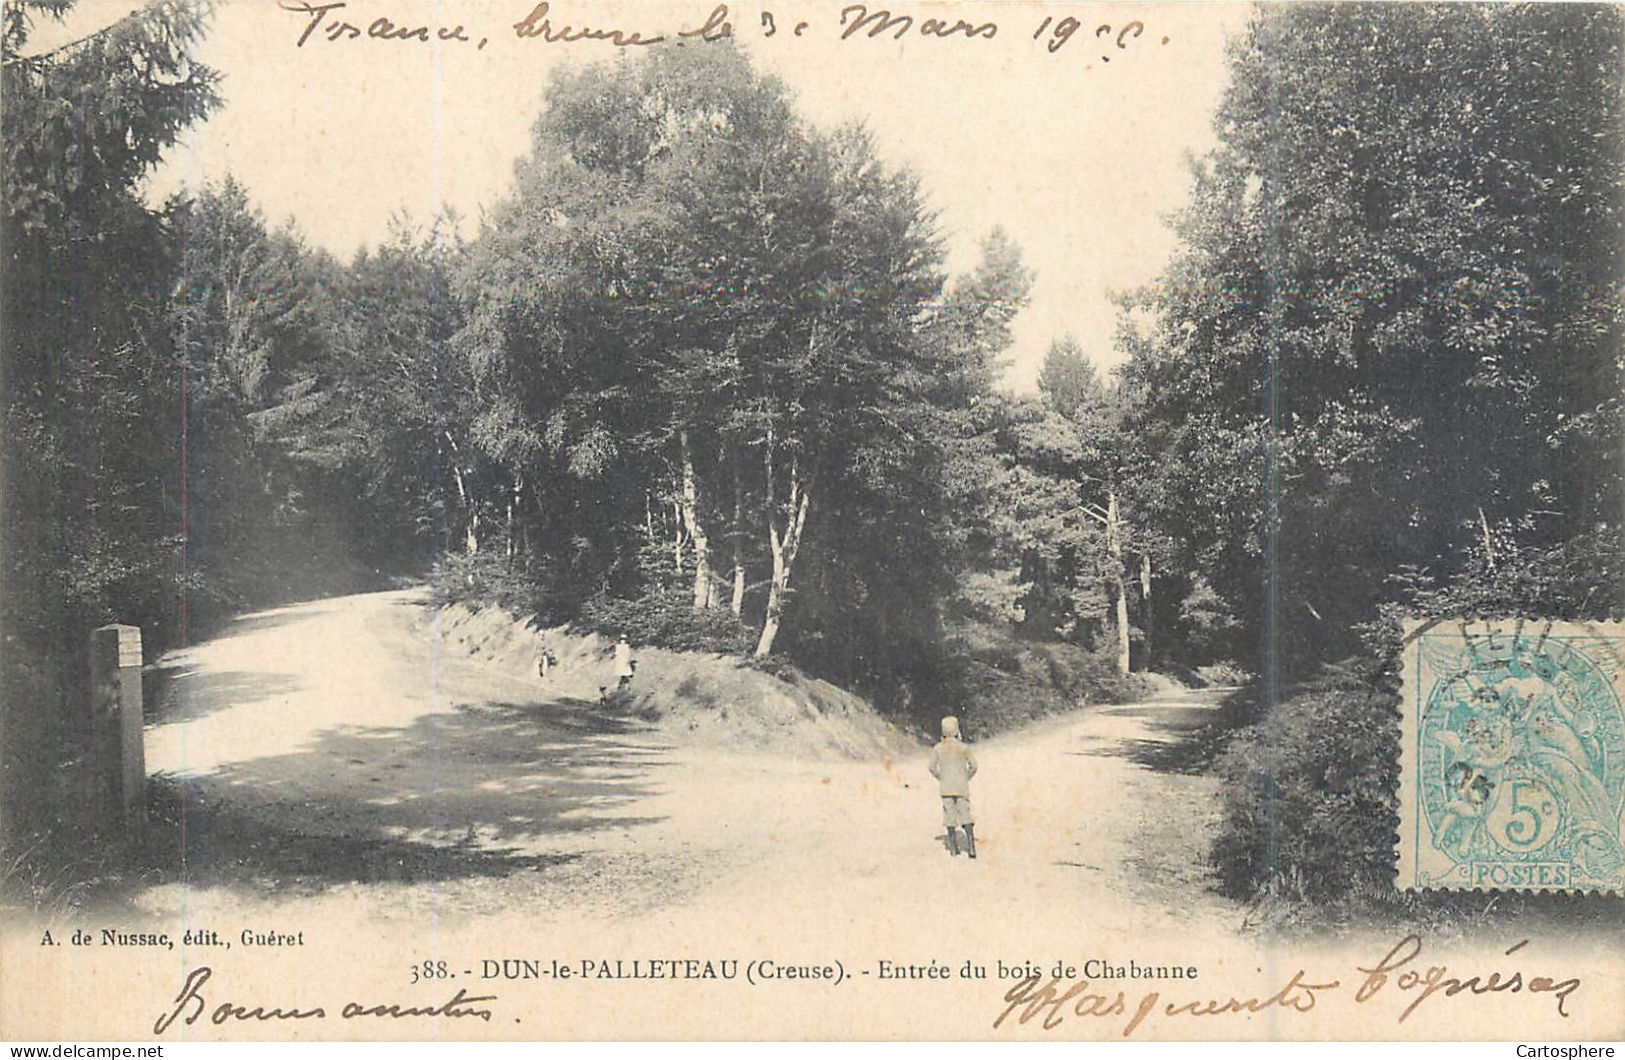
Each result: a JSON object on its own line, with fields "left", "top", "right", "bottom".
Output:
{"left": 1, "top": 0, "right": 219, "bottom": 836}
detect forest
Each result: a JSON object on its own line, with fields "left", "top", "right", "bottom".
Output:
{"left": 3, "top": 0, "right": 1621, "bottom": 910}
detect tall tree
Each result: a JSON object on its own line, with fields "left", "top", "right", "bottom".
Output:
{"left": 324, "top": 214, "right": 474, "bottom": 566}
{"left": 1120, "top": 3, "right": 1625, "bottom": 680}
{"left": 169, "top": 179, "right": 344, "bottom": 604}
{"left": 999, "top": 336, "right": 1147, "bottom": 670}
{"left": 455, "top": 44, "right": 978, "bottom": 679}
{"left": 2, "top": 0, "right": 218, "bottom": 835}
{"left": 1036, "top": 334, "right": 1099, "bottom": 419}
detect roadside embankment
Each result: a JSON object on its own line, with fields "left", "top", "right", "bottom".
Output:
{"left": 432, "top": 602, "right": 918, "bottom": 760}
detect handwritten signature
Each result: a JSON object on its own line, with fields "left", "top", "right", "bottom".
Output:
{"left": 995, "top": 936, "right": 1582, "bottom": 1036}
{"left": 153, "top": 966, "right": 496, "bottom": 1035}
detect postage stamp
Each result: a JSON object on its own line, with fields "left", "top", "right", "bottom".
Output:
{"left": 1400, "top": 619, "right": 1625, "bottom": 893}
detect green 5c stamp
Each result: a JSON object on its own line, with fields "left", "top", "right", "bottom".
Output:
{"left": 1400, "top": 619, "right": 1625, "bottom": 893}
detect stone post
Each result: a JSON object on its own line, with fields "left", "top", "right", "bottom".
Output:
{"left": 89, "top": 624, "right": 145, "bottom": 824}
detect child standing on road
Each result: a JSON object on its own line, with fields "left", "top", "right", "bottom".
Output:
{"left": 929, "top": 715, "right": 978, "bottom": 858}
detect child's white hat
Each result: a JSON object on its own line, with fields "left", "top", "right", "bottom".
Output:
{"left": 940, "top": 716, "right": 960, "bottom": 738}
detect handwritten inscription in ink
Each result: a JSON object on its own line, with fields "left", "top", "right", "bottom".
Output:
{"left": 276, "top": 2, "right": 1173, "bottom": 63}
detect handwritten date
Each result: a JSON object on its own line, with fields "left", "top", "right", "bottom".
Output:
{"left": 275, "top": 2, "right": 1171, "bottom": 61}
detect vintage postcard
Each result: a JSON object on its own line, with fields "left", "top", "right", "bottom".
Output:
{"left": 2, "top": 0, "right": 1623, "bottom": 1044}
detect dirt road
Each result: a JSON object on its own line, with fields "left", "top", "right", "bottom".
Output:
{"left": 138, "top": 588, "right": 1243, "bottom": 947}
{"left": 24, "top": 590, "right": 1619, "bottom": 1043}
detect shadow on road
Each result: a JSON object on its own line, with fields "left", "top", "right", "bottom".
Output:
{"left": 1070, "top": 701, "right": 1235, "bottom": 776}
{"left": 139, "top": 783, "right": 582, "bottom": 894}
{"left": 142, "top": 667, "right": 305, "bottom": 725}
{"left": 115, "top": 697, "right": 671, "bottom": 904}
{"left": 221, "top": 600, "right": 348, "bottom": 638}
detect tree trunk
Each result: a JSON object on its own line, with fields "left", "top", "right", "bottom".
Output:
{"left": 505, "top": 474, "right": 521, "bottom": 567}
{"left": 679, "top": 429, "right": 713, "bottom": 610}
{"left": 754, "top": 429, "right": 811, "bottom": 657}
{"left": 730, "top": 456, "right": 746, "bottom": 617}
{"left": 672, "top": 500, "right": 685, "bottom": 574}
{"left": 1140, "top": 549, "right": 1153, "bottom": 672}
{"left": 445, "top": 431, "right": 479, "bottom": 555}
{"left": 758, "top": 538, "right": 786, "bottom": 657}
{"left": 451, "top": 466, "right": 478, "bottom": 554}
{"left": 755, "top": 485, "right": 809, "bottom": 657}
{"left": 1107, "top": 490, "right": 1129, "bottom": 675}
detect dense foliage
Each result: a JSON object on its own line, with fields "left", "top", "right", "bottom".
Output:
{"left": 3, "top": 0, "right": 220, "bottom": 831}
{"left": 1116, "top": 4, "right": 1625, "bottom": 907}
{"left": 438, "top": 47, "right": 1055, "bottom": 715}
{"left": 1120, "top": 3, "right": 1624, "bottom": 685}
{"left": 1212, "top": 661, "right": 1397, "bottom": 903}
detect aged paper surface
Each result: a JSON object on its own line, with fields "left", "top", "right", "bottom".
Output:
{"left": 3, "top": 0, "right": 1623, "bottom": 1043}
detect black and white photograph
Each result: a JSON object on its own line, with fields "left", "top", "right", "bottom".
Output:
{"left": 1, "top": 0, "right": 1622, "bottom": 1043}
